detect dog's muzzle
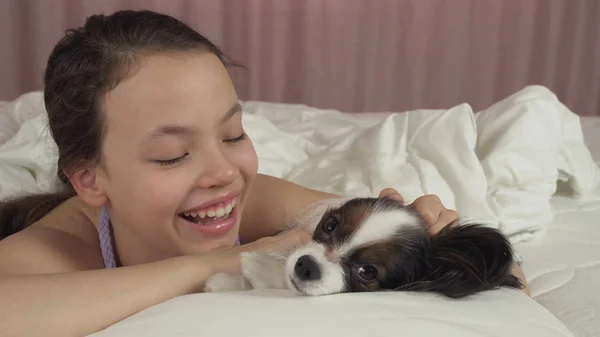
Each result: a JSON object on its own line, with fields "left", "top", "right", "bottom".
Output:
{"left": 294, "top": 255, "right": 321, "bottom": 281}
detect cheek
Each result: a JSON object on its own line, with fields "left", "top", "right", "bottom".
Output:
{"left": 138, "top": 176, "right": 188, "bottom": 210}
{"left": 232, "top": 140, "right": 258, "bottom": 180}
{"left": 105, "top": 159, "right": 189, "bottom": 217}
{"left": 116, "top": 177, "right": 187, "bottom": 235}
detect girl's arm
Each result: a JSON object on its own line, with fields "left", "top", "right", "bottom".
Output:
{"left": 1, "top": 244, "right": 211, "bottom": 337}
{"left": 0, "top": 225, "right": 308, "bottom": 337}
{"left": 240, "top": 174, "right": 337, "bottom": 243}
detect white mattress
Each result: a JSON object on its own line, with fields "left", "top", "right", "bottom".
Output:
{"left": 514, "top": 116, "right": 600, "bottom": 336}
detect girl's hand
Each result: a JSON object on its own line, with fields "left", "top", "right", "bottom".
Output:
{"left": 378, "top": 188, "right": 459, "bottom": 235}
{"left": 202, "top": 229, "right": 311, "bottom": 275}
{"left": 242, "top": 228, "right": 312, "bottom": 254}
{"left": 378, "top": 188, "right": 531, "bottom": 296}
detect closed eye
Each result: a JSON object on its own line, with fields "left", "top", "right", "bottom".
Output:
{"left": 154, "top": 153, "right": 188, "bottom": 166}
{"left": 224, "top": 133, "right": 247, "bottom": 144}
{"left": 152, "top": 133, "right": 246, "bottom": 166}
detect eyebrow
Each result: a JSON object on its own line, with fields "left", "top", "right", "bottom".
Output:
{"left": 221, "top": 102, "right": 243, "bottom": 123}
{"left": 146, "top": 125, "right": 198, "bottom": 141}
{"left": 144, "top": 102, "right": 243, "bottom": 141}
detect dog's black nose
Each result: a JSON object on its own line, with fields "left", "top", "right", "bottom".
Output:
{"left": 294, "top": 255, "right": 321, "bottom": 281}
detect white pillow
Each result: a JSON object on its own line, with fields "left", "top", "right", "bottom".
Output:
{"left": 91, "top": 289, "right": 573, "bottom": 337}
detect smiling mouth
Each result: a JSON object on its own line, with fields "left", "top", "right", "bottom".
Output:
{"left": 178, "top": 199, "right": 236, "bottom": 226}
{"left": 178, "top": 211, "right": 233, "bottom": 225}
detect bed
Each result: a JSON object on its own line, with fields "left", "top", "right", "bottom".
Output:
{"left": 1, "top": 2, "right": 598, "bottom": 336}
{"left": 1, "top": 86, "right": 599, "bottom": 336}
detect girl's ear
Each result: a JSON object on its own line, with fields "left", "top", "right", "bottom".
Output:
{"left": 64, "top": 166, "right": 108, "bottom": 207}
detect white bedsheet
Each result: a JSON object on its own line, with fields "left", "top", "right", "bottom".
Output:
{"left": 243, "top": 85, "right": 600, "bottom": 242}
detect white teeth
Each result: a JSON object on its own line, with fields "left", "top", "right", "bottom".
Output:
{"left": 182, "top": 198, "right": 236, "bottom": 220}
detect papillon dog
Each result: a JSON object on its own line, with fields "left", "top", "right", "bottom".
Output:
{"left": 204, "top": 197, "right": 523, "bottom": 298}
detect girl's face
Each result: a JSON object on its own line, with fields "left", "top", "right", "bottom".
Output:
{"left": 96, "top": 52, "right": 258, "bottom": 264}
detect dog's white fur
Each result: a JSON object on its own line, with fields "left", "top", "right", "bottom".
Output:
{"left": 204, "top": 198, "right": 349, "bottom": 294}
{"left": 284, "top": 242, "right": 347, "bottom": 295}
{"left": 203, "top": 198, "right": 421, "bottom": 295}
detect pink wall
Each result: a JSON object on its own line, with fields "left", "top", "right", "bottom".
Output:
{"left": 0, "top": 0, "right": 598, "bottom": 115}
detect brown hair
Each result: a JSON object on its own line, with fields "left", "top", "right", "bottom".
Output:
{"left": 0, "top": 10, "right": 242, "bottom": 240}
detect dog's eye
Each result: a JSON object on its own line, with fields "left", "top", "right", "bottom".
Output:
{"left": 357, "top": 265, "right": 378, "bottom": 281}
{"left": 322, "top": 217, "right": 337, "bottom": 233}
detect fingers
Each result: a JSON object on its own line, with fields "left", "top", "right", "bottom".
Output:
{"left": 284, "top": 228, "right": 312, "bottom": 245}
{"left": 377, "top": 190, "right": 458, "bottom": 235}
{"left": 271, "top": 229, "right": 311, "bottom": 254}
{"left": 249, "top": 228, "right": 312, "bottom": 254}
{"left": 427, "top": 209, "right": 459, "bottom": 235}
{"left": 220, "top": 229, "right": 312, "bottom": 274}
{"left": 409, "top": 194, "right": 459, "bottom": 235}
{"left": 510, "top": 263, "right": 531, "bottom": 297}
{"left": 410, "top": 194, "right": 441, "bottom": 225}
{"left": 378, "top": 188, "right": 404, "bottom": 205}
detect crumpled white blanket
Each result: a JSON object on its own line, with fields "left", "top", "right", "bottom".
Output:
{"left": 1, "top": 85, "right": 598, "bottom": 243}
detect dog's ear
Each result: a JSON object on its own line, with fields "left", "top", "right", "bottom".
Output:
{"left": 401, "top": 224, "right": 523, "bottom": 298}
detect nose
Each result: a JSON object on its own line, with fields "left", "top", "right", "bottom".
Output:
{"left": 294, "top": 255, "right": 321, "bottom": 281}
{"left": 196, "top": 150, "right": 239, "bottom": 188}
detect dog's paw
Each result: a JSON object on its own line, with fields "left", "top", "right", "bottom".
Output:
{"left": 203, "top": 273, "right": 249, "bottom": 293}
{"left": 240, "top": 252, "right": 289, "bottom": 290}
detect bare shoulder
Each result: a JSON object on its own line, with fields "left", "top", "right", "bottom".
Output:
{"left": 0, "top": 196, "right": 104, "bottom": 276}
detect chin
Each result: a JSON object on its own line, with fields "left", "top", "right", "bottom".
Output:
{"left": 174, "top": 223, "right": 241, "bottom": 255}
{"left": 204, "top": 197, "right": 523, "bottom": 299}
